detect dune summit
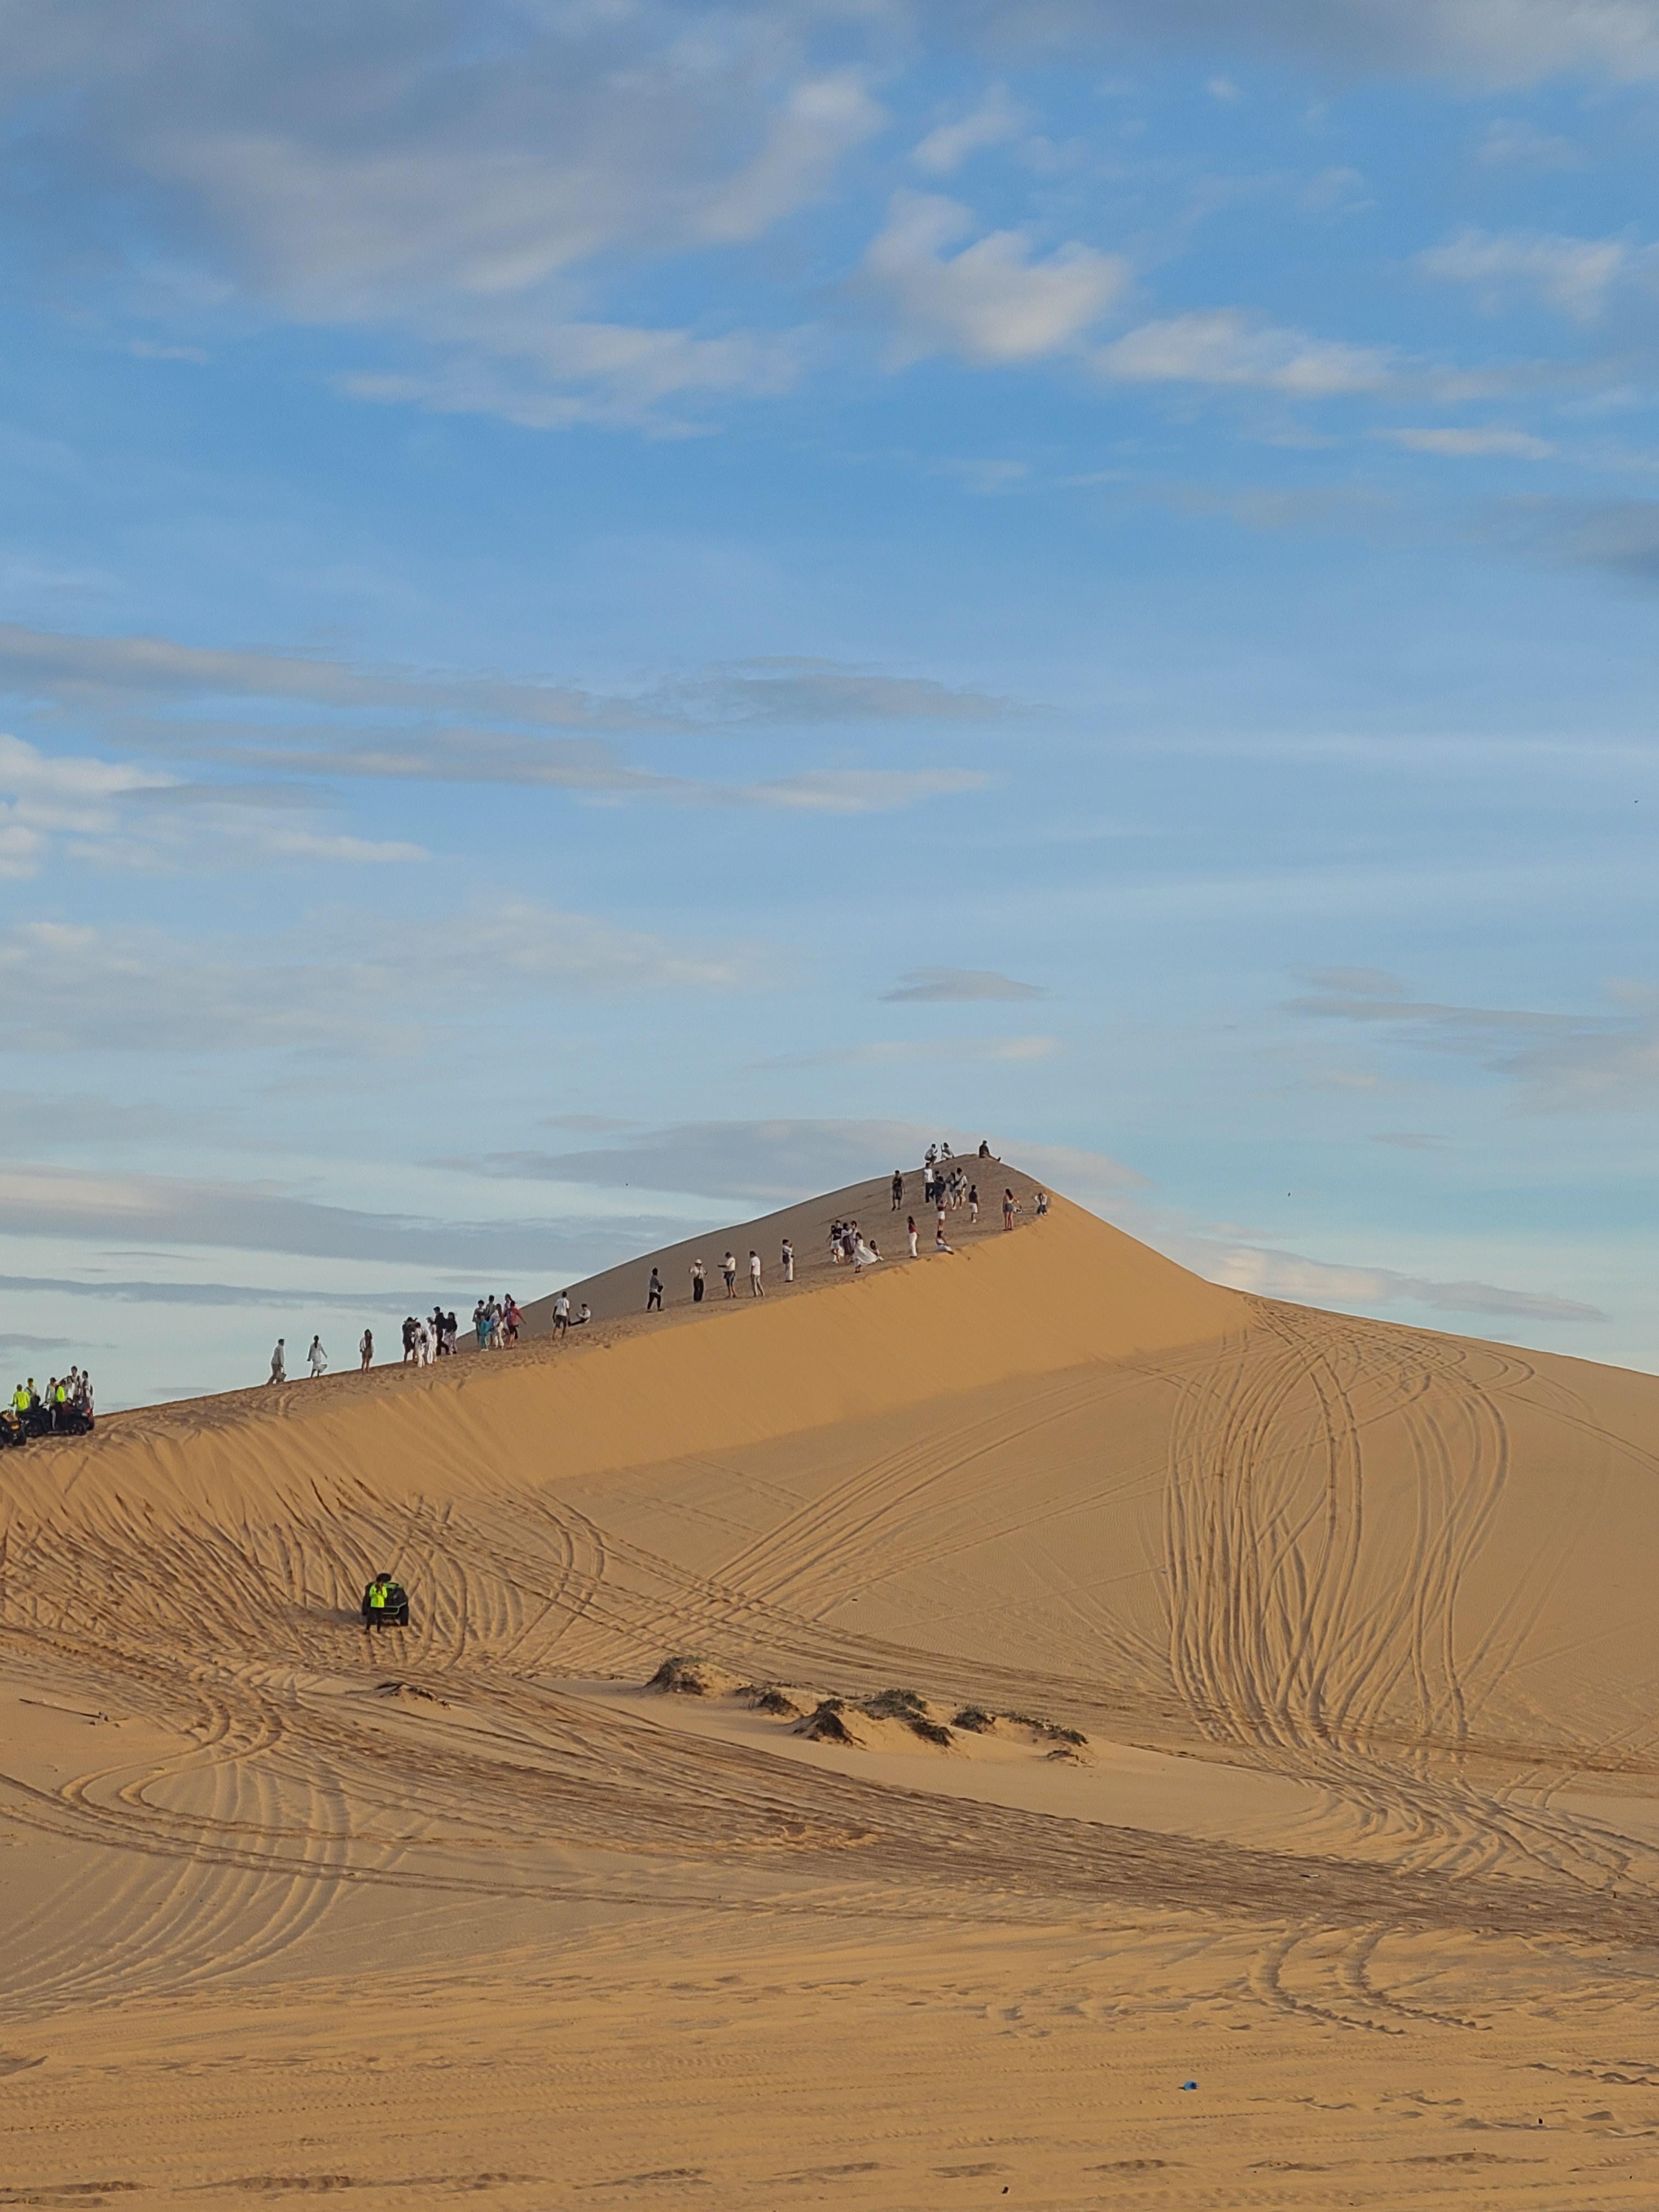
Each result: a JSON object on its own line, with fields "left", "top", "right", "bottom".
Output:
{"left": 4, "top": 1161, "right": 1659, "bottom": 2207}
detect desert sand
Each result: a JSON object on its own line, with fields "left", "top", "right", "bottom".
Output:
{"left": 4, "top": 1159, "right": 1659, "bottom": 2208}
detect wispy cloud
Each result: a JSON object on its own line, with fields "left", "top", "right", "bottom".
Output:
{"left": 1419, "top": 228, "right": 1635, "bottom": 320}
{"left": 1286, "top": 967, "right": 1659, "bottom": 1111}
{"left": 879, "top": 965, "right": 1045, "bottom": 1001}
{"left": 454, "top": 1118, "right": 1133, "bottom": 1202}
{"left": 1099, "top": 309, "right": 1397, "bottom": 396}
{"left": 1201, "top": 1239, "right": 1607, "bottom": 1323}
{"left": 911, "top": 86, "right": 1028, "bottom": 176}
{"left": 0, "top": 902, "right": 760, "bottom": 1056}
{"left": 764, "top": 1035, "right": 1059, "bottom": 1068}
{"left": 1380, "top": 425, "right": 1554, "bottom": 459}
{"left": 0, "top": 1163, "right": 684, "bottom": 1274}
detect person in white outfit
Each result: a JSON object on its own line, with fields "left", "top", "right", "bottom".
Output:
{"left": 308, "top": 1335, "right": 327, "bottom": 1378}
{"left": 415, "top": 1317, "right": 432, "bottom": 1367}
{"left": 854, "top": 1236, "right": 879, "bottom": 1270}
{"left": 781, "top": 1238, "right": 794, "bottom": 1282}
{"left": 749, "top": 1250, "right": 764, "bottom": 1296}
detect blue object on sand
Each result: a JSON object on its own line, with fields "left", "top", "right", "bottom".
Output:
{"left": 1181, "top": 2080, "right": 1198, "bottom": 2091}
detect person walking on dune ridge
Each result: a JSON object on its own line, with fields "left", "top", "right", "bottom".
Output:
{"left": 723, "top": 1252, "right": 738, "bottom": 1298}
{"left": 308, "top": 1335, "right": 328, "bottom": 1379}
{"left": 691, "top": 1259, "right": 706, "bottom": 1303}
{"left": 268, "top": 1338, "right": 286, "bottom": 1385}
{"left": 647, "top": 1267, "right": 664, "bottom": 1312}
{"left": 781, "top": 1237, "right": 794, "bottom": 1283}
{"left": 1003, "top": 1187, "right": 1020, "bottom": 1232}
{"left": 891, "top": 1169, "right": 903, "bottom": 1210}
{"left": 359, "top": 1329, "right": 373, "bottom": 1373}
{"left": 906, "top": 1214, "right": 918, "bottom": 1257}
{"left": 749, "top": 1249, "right": 764, "bottom": 1296}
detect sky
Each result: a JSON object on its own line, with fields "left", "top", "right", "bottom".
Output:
{"left": 3, "top": 0, "right": 1658, "bottom": 1407}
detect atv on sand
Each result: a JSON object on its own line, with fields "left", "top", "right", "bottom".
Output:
{"left": 361, "top": 1577, "right": 410, "bottom": 1628}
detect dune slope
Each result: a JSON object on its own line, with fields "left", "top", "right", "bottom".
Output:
{"left": 4, "top": 1176, "right": 1659, "bottom": 2209}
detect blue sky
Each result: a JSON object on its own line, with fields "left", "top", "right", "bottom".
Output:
{"left": 3, "top": 0, "right": 1659, "bottom": 1405}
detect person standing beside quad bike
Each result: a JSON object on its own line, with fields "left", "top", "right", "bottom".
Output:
{"left": 361, "top": 1573, "right": 411, "bottom": 1628}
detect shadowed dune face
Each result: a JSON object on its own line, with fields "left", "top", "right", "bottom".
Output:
{"left": 5, "top": 1181, "right": 1659, "bottom": 2205}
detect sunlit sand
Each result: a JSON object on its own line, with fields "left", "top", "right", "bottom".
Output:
{"left": 4, "top": 1161, "right": 1659, "bottom": 2207}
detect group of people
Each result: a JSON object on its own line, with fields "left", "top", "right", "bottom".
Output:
{"left": 827, "top": 1221, "right": 881, "bottom": 1269}
{"left": 549, "top": 1291, "right": 592, "bottom": 1332}
{"left": 635, "top": 1150, "right": 1047, "bottom": 1311}
{"left": 267, "top": 1293, "right": 527, "bottom": 1385}
{"left": 2, "top": 1368, "right": 95, "bottom": 1446}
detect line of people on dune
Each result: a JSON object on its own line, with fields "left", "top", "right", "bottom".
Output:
{"left": 3, "top": 1368, "right": 95, "bottom": 1446}
{"left": 266, "top": 1294, "right": 526, "bottom": 1384}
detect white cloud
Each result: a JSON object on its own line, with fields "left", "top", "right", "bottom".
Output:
{"left": 911, "top": 86, "right": 1027, "bottom": 174}
{"left": 861, "top": 191, "right": 1127, "bottom": 365}
{"left": 1419, "top": 228, "right": 1632, "bottom": 320}
{"left": 1477, "top": 118, "right": 1584, "bottom": 168}
{"left": 1099, "top": 308, "right": 1396, "bottom": 395}
{"left": 0, "top": 730, "right": 426, "bottom": 877}
{"left": 1382, "top": 426, "right": 1555, "bottom": 458}
{"left": 1206, "top": 75, "right": 1243, "bottom": 100}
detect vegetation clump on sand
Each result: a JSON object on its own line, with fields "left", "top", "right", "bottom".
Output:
{"left": 646, "top": 1654, "right": 742, "bottom": 1699}
{"left": 795, "top": 1697, "right": 860, "bottom": 1745}
{"left": 740, "top": 1683, "right": 804, "bottom": 1718}
{"left": 642, "top": 1659, "right": 1086, "bottom": 1758}
{"left": 953, "top": 1704, "right": 1088, "bottom": 1748}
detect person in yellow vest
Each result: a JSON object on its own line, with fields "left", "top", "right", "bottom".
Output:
{"left": 10, "top": 1383, "right": 26, "bottom": 1416}
{"left": 362, "top": 1574, "right": 390, "bottom": 1625}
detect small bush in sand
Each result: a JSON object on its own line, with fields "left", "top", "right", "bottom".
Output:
{"left": 951, "top": 1705, "right": 996, "bottom": 1733}
{"left": 1004, "top": 1709, "right": 1088, "bottom": 1747}
{"left": 862, "top": 1687, "right": 928, "bottom": 1721}
{"left": 645, "top": 1655, "right": 739, "bottom": 1697}
{"left": 740, "top": 1684, "right": 803, "bottom": 1718}
{"left": 795, "top": 1699, "right": 857, "bottom": 1743}
{"left": 905, "top": 1716, "right": 954, "bottom": 1747}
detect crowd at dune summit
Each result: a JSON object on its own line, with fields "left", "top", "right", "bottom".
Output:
{"left": 257, "top": 1144, "right": 1046, "bottom": 1392}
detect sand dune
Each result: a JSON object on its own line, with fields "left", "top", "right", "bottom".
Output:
{"left": 4, "top": 1170, "right": 1659, "bottom": 2207}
